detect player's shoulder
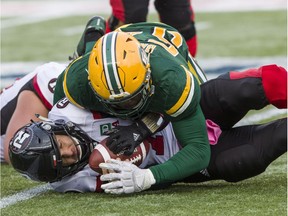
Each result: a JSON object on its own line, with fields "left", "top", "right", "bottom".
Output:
{"left": 64, "top": 54, "right": 89, "bottom": 85}
{"left": 35, "top": 62, "right": 67, "bottom": 86}
{"left": 50, "top": 98, "right": 93, "bottom": 124}
{"left": 34, "top": 62, "right": 67, "bottom": 78}
{"left": 64, "top": 54, "right": 89, "bottom": 76}
{"left": 62, "top": 54, "right": 92, "bottom": 104}
{"left": 30, "top": 62, "right": 67, "bottom": 108}
{"left": 151, "top": 63, "right": 198, "bottom": 118}
{"left": 151, "top": 57, "right": 188, "bottom": 82}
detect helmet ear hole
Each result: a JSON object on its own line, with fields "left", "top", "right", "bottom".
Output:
{"left": 126, "top": 38, "right": 132, "bottom": 42}
{"left": 123, "top": 50, "right": 127, "bottom": 59}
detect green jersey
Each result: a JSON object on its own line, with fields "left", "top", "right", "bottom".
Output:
{"left": 54, "top": 22, "right": 210, "bottom": 184}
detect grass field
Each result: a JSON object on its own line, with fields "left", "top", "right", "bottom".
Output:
{"left": 1, "top": 11, "right": 287, "bottom": 62}
{"left": 1, "top": 8, "right": 287, "bottom": 216}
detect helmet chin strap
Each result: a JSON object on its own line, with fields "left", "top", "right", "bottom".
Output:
{"left": 35, "top": 114, "right": 62, "bottom": 127}
{"left": 35, "top": 113, "right": 52, "bottom": 122}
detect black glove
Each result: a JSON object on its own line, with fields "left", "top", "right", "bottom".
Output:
{"left": 105, "top": 121, "right": 151, "bottom": 156}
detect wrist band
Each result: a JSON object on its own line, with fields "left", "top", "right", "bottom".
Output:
{"left": 140, "top": 113, "right": 165, "bottom": 134}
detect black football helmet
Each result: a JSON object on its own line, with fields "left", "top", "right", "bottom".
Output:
{"left": 9, "top": 120, "right": 96, "bottom": 182}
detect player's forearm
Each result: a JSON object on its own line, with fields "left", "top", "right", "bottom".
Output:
{"left": 150, "top": 105, "right": 210, "bottom": 184}
{"left": 149, "top": 140, "right": 210, "bottom": 184}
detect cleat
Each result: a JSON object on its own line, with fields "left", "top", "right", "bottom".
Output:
{"left": 69, "top": 16, "right": 106, "bottom": 60}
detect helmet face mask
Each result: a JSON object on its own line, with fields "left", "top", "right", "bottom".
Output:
{"left": 89, "top": 75, "right": 154, "bottom": 119}
{"left": 9, "top": 120, "right": 95, "bottom": 182}
{"left": 88, "top": 32, "right": 154, "bottom": 119}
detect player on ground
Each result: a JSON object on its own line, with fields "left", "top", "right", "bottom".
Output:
{"left": 0, "top": 62, "right": 66, "bottom": 163}
{"left": 54, "top": 21, "right": 211, "bottom": 191}
{"left": 54, "top": 18, "right": 287, "bottom": 193}
{"left": 9, "top": 64, "right": 287, "bottom": 192}
{"left": 5, "top": 16, "right": 287, "bottom": 193}
{"left": 9, "top": 98, "right": 287, "bottom": 193}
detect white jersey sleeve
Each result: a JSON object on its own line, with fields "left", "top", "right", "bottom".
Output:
{"left": 1, "top": 69, "right": 37, "bottom": 110}
{"left": 1, "top": 62, "right": 66, "bottom": 110}
{"left": 0, "top": 62, "right": 66, "bottom": 162}
{"left": 32, "top": 62, "right": 66, "bottom": 109}
{"left": 49, "top": 165, "right": 103, "bottom": 193}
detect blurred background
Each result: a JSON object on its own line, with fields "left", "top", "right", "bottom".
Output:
{"left": 1, "top": 0, "right": 287, "bottom": 77}
{"left": 2, "top": 0, "right": 287, "bottom": 123}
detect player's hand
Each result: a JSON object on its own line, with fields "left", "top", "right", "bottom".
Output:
{"left": 99, "top": 159, "right": 156, "bottom": 194}
{"left": 105, "top": 121, "right": 150, "bottom": 156}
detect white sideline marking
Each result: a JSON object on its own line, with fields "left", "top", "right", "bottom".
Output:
{"left": 0, "top": 184, "right": 51, "bottom": 209}
{"left": 1, "top": 56, "right": 287, "bottom": 86}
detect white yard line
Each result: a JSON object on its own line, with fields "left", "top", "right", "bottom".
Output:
{"left": 1, "top": 56, "right": 287, "bottom": 87}
{"left": 1, "top": 56, "right": 286, "bottom": 77}
{"left": 0, "top": 184, "right": 52, "bottom": 209}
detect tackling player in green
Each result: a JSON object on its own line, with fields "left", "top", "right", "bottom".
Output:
{"left": 54, "top": 21, "right": 210, "bottom": 189}
{"left": 53, "top": 17, "right": 287, "bottom": 194}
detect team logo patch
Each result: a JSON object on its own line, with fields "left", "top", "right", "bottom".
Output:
{"left": 48, "top": 78, "right": 57, "bottom": 93}
{"left": 100, "top": 123, "right": 112, "bottom": 135}
{"left": 10, "top": 128, "right": 33, "bottom": 154}
{"left": 56, "top": 97, "right": 70, "bottom": 108}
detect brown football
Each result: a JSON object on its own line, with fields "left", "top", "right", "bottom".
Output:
{"left": 89, "top": 138, "right": 150, "bottom": 174}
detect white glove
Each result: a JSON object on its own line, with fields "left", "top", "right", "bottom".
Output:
{"left": 99, "top": 159, "right": 156, "bottom": 194}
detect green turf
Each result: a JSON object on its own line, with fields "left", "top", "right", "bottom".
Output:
{"left": 1, "top": 10, "right": 286, "bottom": 62}
{"left": 1, "top": 14, "right": 108, "bottom": 62}
{"left": 1, "top": 155, "right": 287, "bottom": 216}
{"left": 195, "top": 10, "right": 287, "bottom": 57}
{"left": 0, "top": 164, "right": 43, "bottom": 197}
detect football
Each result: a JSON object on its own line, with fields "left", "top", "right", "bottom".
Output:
{"left": 89, "top": 138, "right": 150, "bottom": 174}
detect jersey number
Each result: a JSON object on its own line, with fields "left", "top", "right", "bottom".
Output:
{"left": 149, "top": 27, "right": 183, "bottom": 56}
